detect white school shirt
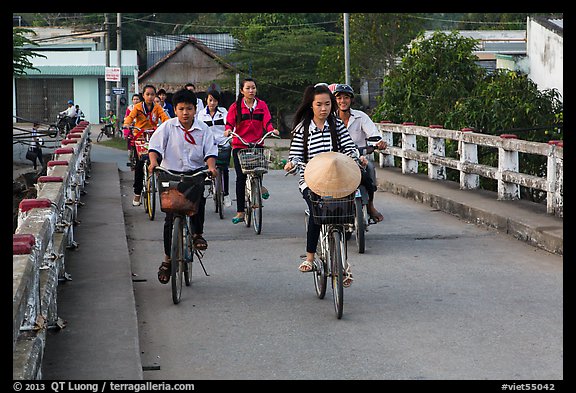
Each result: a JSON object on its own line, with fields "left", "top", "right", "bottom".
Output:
{"left": 148, "top": 117, "right": 218, "bottom": 172}
{"left": 344, "top": 109, "right": 380, "bottom": 148}
{"left": 197, "top": 106, "right": 228, "bottom": 145}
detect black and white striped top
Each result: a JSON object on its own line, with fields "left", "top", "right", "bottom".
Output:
{"left": 288, "top": 117, "right": 360, "bottom": 192}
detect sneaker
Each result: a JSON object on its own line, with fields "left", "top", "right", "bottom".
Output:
{"left": 132, "top": 195, "right": 141, "bottom": 206}
{"left": 223, "top": 195, "right": 232, "bottom": 207}
{"left": 261, "top": 186, "right": 270, "bottom": 200}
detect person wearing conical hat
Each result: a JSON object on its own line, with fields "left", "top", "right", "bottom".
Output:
{"left": 284, "top": 84, "right": 368, "bottom": 288}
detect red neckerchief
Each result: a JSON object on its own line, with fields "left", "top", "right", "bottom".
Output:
{"left": 178, "top": 123, "right": 197, "bottom": 145}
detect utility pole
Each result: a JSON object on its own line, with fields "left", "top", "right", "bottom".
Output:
{"left": 105, "top": 14, "right": 111, "bottom": 114}
{"left": 343, "top": 13, "right": 351, "bottom": 86}
{"left": 116, "top": 13, "right": 122, "bottom": 132}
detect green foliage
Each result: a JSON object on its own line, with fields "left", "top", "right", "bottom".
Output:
{"left": 446, "top": 69, "right": 563, "bottom": 140}
{"left": 13, "top": 27, "right": 46, "bottom": 76}
{"left": 373, "top": 31, "right": 483, "bottom": 124}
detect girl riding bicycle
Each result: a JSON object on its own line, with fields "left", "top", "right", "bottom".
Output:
{"left": 197, "top": 89, "right": 232, "bottom": 207}
{"left": 224, "top": 77, "right": 279, "bottom": 224}
{"left": 123, "top": 84, "right": 170, "bottom": 206}
{"left": 284, "top": 84, "right": 365, "bottom": 287}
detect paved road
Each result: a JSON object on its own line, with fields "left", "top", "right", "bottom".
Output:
{"left": 120, "top": 161, "right": 562, "bottom": 380}
{"left": 43, "top": 143, "right": 563, "bottom": 381}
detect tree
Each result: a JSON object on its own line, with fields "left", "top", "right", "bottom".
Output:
{"left": 372, "top": 30, "right": 563, "bottom": 201}
{"left": 223, "top": 13, "right": 340, "bottom": 132}
{"left": 13, "top": 27, "right": 46, "bottom": 76}
{"left": 373, "top": 31, "right": 483, "bottom": 125}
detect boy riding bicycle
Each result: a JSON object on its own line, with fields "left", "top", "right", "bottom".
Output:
{"left": 147, "top": 88, "right": 218, "bottom": 285}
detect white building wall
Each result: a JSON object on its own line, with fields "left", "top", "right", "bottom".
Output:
{"left": 13, "top": 50, "right": 139, "bottom": 124}
{"left": 73, "top": 77, "right": 100, "bottom": 124}
{"left": 527, "top": 18, "right": 563, "bottom": 101}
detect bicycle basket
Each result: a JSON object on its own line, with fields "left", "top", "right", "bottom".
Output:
{"left": 134, "top": 139, "right": 149, "bottom": 159}
{"left": 309, "top": 191, "right": 355, "bottom": 225}
{"left": 237, "top": 148, "right": 270, "bottom": 174}
{"left": 216, "top": 144, "right": 232, "bottom": 166}
{"left": 157, "top": 172, "right": 204, "bottom": 216}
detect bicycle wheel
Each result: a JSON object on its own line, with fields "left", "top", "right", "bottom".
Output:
{"left": 251, "top": 177, "right": 263, "bottom": 234}
{"left": 96, "top": 130, "right": 105, "bottom": 143}
{"left": 183, "top": 217, "right": 193, "bottom": 286}
{"left": 143, "top": 162, "right": 149, "bottom": 213}
{"left": 329, "top": 229, "right": 344, "bottom": 319}
{"left": 171, "top": 216, "right": 185, "bottom": 304}
{"left": 215, "top": 169, "right": 224, "bottom": 219}
{"left": 244, "top": 176, "right": 252, "bottom": 228}
{"left": 314, "top": 224, "right": 328, "bottom": 299}
{"left": 145, "top": 166, "right": 156, "bottom": 220}
{"left": 354, "top": 198, "right": 366, "bottom": 254}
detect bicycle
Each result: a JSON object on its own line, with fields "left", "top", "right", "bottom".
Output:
{"left": 286, "top": 163, "right": 355, "bottom": 319}
{"left": 348, "top": 135, "right": 385, "bottom": 253}
{"left": 128, "top": 126, "right": 157, "bottom": 220}
{"left": 155, "top": 166, "right": 212, "bottom": 304}
{"left": 96, "top": 120, "right": 115, "bottom": 143}
{"left": 55, "top": 113, "right": 71, "bottom": 137}
{"left": 210, "top": 140, "right": 232, "bottom": 220}
{"left": 229, "top": 130, "right": 280, "bottom": 234}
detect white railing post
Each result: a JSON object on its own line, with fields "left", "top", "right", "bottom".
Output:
{"left": 428, "top": 124, "right": 446, "bottom": 180}
{"left": 378, "top": 121, "right": 394, "bottom": 168}
{"left": 459, "top": 128, "right": 479, "bottom": 189}
{"left": 401, "top": 122, "right": 418, "bottom": 174}
{"left": 497, "top": 134, "right": 520, "bottom": 200}
{"left": 547, "top": 140, "right": 563, "bottom": 217}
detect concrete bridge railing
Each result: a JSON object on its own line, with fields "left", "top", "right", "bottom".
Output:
{"left": 13, "top": 121, "right": 92, "bottom": 380}
{"left": 375, "top": 122, "right": 563, "bottom": 218}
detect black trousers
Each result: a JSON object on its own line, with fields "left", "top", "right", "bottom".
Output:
{"left": 133, "top": 157, "right": 145, "bottom": 195}
{"left": 163, "top": 197, "right": 206, "bottom": 257}
{"left": 302, "top": 188, "right": 321, "bottom": 254}
{"left": 232, "top": 149, "right": 247, "bottom": 212}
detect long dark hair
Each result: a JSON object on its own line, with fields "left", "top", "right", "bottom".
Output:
{"left": 291, "top": 84, "right": 339, "bottom": 161}
{"left": 235, "top": 77, "right": 256, "bottom": 126}
{"left": 292, "top": 84, "right": 338, "bottom": 132}
{"left": 207, "top": 89, "right": 221, "bottom": 111}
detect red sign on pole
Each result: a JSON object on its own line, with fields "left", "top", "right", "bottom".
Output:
{"left": 105, "top": 67, "right": 121, "bottom": 82}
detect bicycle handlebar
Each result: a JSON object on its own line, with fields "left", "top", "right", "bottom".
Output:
{"left": 153, "top": 166, "right": 212, "bottom": 179}
{"left": 284, "top": 161, "right": 304, "bottom": 176}
{"left": 227, "top": 130, "right": 280, "bottom": 148}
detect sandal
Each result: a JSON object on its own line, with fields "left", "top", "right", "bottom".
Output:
{"left": 298, "top": 259, "right": 314, "bottom": 273}
{"left": 232, "top": 213, "right": 245, "bottom": 224}
{"left": 192, "top": 234, "right": 208, "bottom": 250}
{"left": 158, "top": 260, "right": 171, "bottom": 284}
{"left": 343, "top": 265, "right": 354, "bottom": 288}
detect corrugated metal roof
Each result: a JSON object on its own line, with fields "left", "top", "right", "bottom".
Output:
{"left": 24, "top": 65, "right": 136, "bottom": 77}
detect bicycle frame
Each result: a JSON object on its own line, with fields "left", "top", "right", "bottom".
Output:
{"left": 227, "top": 130, "right": 280, "bottom": 234}
{"left": 154, "top": 166, "right": 211, "bottom": 304}
{"left": 287, "top": 161, "right": 349, "bottom": 319}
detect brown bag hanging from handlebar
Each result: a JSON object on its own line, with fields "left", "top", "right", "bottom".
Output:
{"left": 157, "top": 172, "right": 204, "bottom": 216}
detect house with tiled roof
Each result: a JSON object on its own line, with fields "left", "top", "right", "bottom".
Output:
{"left": 137, "top": 37, "right": 240, "bottom": 108}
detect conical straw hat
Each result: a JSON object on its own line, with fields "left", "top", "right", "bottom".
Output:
{"left": 304, "top": 151, "right": 361, "bottom": 198}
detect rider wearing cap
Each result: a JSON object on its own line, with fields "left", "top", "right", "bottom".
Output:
{"left": 333, "top": 84, "right": 387, "bottom": 223}
{"left": 59, "top": 99, "right": 78, "bottom": 129}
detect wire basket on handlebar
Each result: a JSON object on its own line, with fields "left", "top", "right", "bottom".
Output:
{"left": 237, "top": 148, "right": 271, "bottom": 174}
{"left": 309, "top": 191, "right": 355, "bottom": 225}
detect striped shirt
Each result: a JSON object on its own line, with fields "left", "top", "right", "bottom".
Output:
{"left": 288, "top": 117, "right": 360, "bottom": 192}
